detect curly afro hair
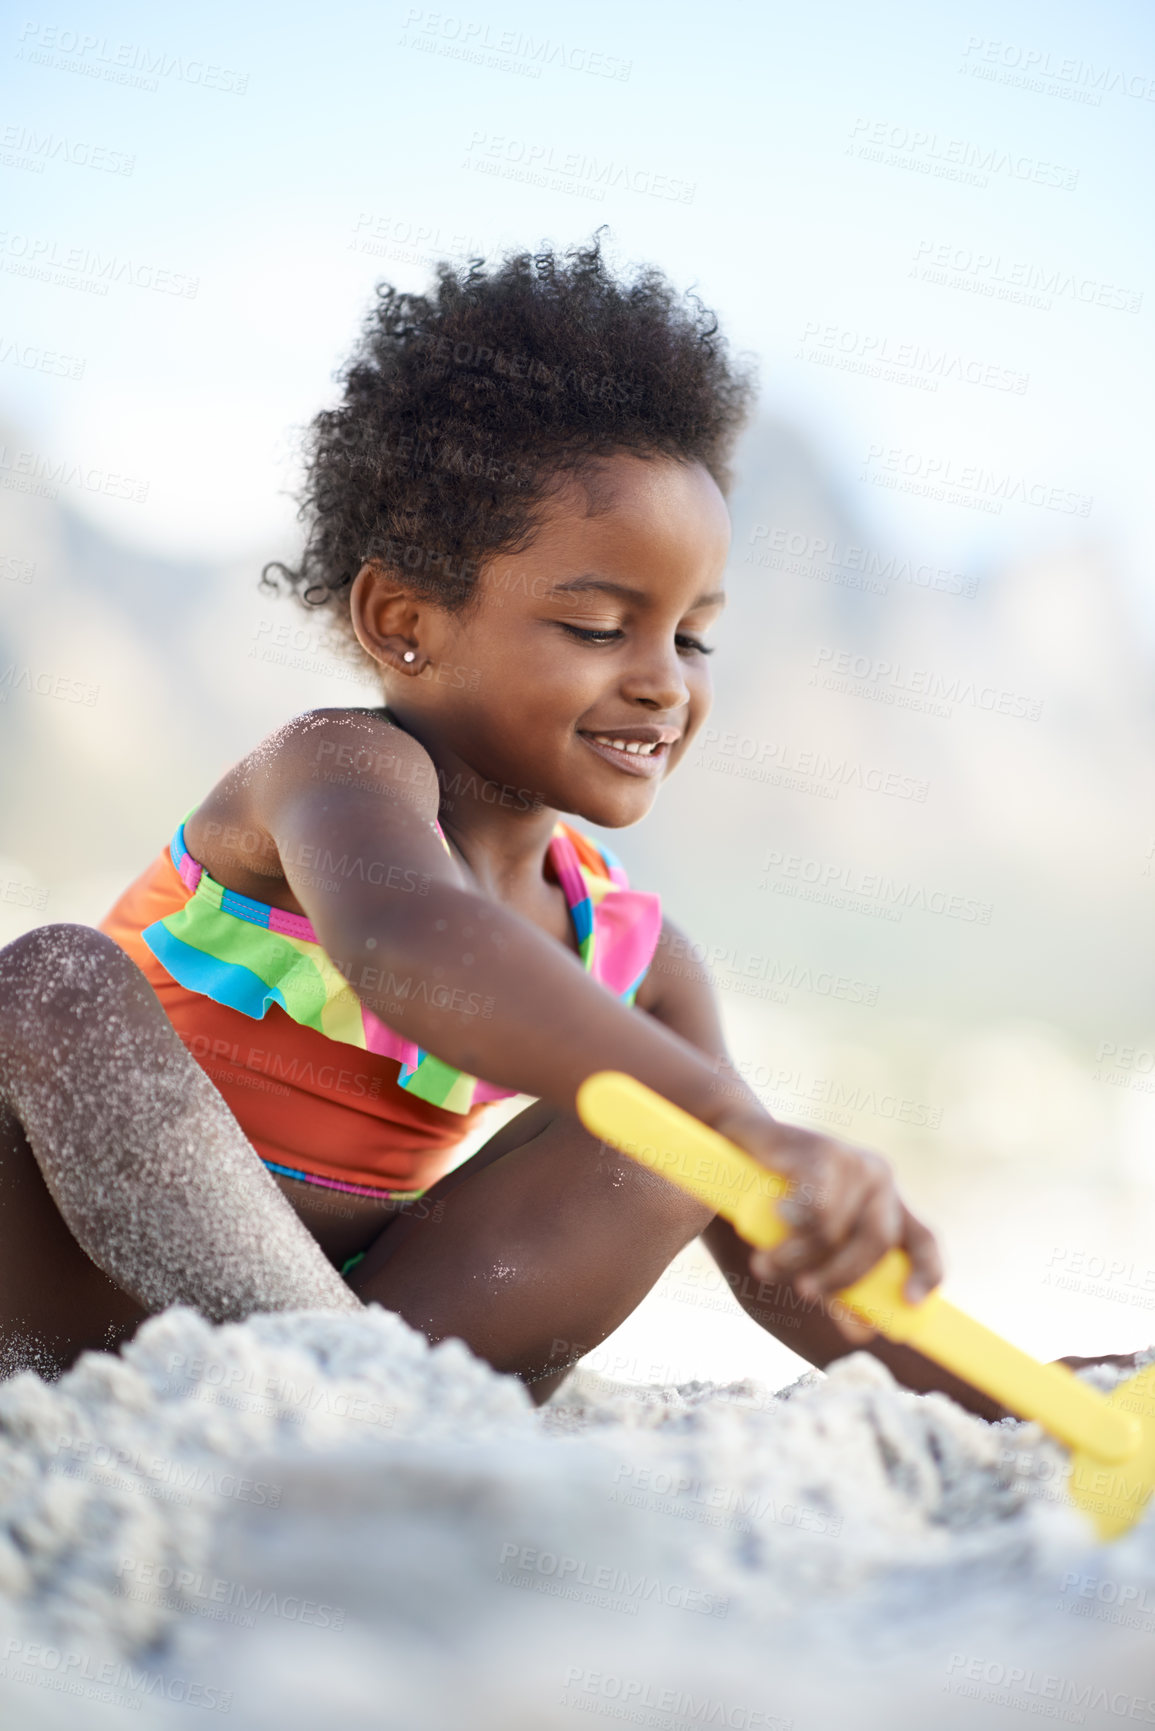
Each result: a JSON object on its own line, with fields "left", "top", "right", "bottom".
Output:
{"left": 262, "top": 235, "right": 756, "bottom": 659}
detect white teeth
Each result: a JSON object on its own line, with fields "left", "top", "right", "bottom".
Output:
{"left": 590, "top": 735, "right": 659, "bottom": 756}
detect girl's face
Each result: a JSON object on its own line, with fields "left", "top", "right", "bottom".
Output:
{"left": 365, "top": 453, "right": 731, "bottom": 829}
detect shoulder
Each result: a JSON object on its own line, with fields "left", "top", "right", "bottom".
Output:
{"left": 186, "top": 709, "right": 443, "bottom": 891}
{"left": 641, "top": 913, "right": 708, "bottom": 988}
{"left": 257, "top": 709, "right": 440, "bottom": 815}
{"left": 633, "top": 913, "right": 719, "bottom": 1038}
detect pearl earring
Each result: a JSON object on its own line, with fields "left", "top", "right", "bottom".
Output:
{"left": 403, "top": 651, "right": 416, "bottom": 663}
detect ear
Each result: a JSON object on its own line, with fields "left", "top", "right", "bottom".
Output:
{"left": 349, "top": 563, "right": 428, "bottom": 674}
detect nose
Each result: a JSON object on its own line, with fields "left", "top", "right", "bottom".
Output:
{"left": 619, "top": 632, "right": 693, "bottom": 712}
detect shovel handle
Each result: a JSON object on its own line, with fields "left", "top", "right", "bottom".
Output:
{"left": 576, "top": 1072, "right": 1140, "bottom": 1465}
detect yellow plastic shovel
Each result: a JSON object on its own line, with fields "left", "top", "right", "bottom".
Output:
{"left": 575, "top": 1071, "right": 1155, "bottom": 1541}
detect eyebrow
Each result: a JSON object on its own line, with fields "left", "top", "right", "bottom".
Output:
{"left": 548, "top": 576, "right": 727, "bottom": 609}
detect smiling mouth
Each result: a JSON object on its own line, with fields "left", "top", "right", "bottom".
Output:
{"left": 577, "top": 732, "right": 678, "bottom": 776}
{"left": 587, "top": 734, "right": 662, "bottom": 757}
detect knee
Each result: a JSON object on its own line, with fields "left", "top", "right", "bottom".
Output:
{"left": 584, "top": 1128, "right": 713, "bottom": 1237}
{"left": 0, "top": 922, "right": 126, "bottom": 986}
{"left": 0, "top": 925, "right": 144, "bottom": 1042}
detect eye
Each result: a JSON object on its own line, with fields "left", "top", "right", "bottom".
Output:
{"left": 559, "top": 624, "right": 715, "bottom": 654}
{"left": 559, "top": 624, "right": 624, "bottom": 644}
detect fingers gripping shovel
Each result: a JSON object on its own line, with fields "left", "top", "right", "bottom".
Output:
{"left": 575, "top": 1071, "right": 1155, "bottom": 1541}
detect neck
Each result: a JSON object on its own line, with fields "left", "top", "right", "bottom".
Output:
{"left": 385, "top": 705, "right": 562, "bottom": 897}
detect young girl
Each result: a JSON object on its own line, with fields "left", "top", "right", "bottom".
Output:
{"left": 0, "top": 239, "right": 989, "bottom": 1406}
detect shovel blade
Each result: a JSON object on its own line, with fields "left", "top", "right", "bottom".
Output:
{"left": 1068, "top": 1362, "right": 1155, "bottom": 1540}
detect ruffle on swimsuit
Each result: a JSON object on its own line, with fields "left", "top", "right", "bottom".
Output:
{"left": 141, "top": 816, "right": 663, "bottom": 1117}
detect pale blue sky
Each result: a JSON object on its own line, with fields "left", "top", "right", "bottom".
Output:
{"left": 3, "top": 0, "right": 1153, "bottom": 611}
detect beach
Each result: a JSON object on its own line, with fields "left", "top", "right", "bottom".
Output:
{"left": 1, "top": 1301, "right": 1152, "bottom": 1730}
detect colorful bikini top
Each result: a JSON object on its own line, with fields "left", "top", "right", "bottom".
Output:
{"left": 142, "top": 814, "right": 662, "bottom": 1115}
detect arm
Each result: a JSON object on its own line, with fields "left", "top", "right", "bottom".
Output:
{"left": 234, "top": 713, "right": 937, "bottom": 1312}
{"left": 255, "top": 717, "right": 738, "bottom": 1127}
{"left": 640, "top": 932, "right": 1146, "bottom": 1407}
{"left": 637, "top": 917, "right": 1011, "bottom": 1415}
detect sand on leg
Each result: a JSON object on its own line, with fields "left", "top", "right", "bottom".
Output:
{"left": 0, "top": 924, "right": 359, "bottom": 1377}
{"left": 0, "top": 1096, "right": 150, "bottom": 1378}
{"left": 348, "top": 1097, "right": 714, "bottom": 1394}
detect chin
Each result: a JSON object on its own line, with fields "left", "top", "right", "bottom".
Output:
{"left": 572, "top": 790, "right": 658, "bottom": 829}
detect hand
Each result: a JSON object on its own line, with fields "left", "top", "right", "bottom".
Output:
{"left": 709, "top": 1108, "right": 943, "bottom": 1345}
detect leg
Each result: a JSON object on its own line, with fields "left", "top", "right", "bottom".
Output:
{"left": 348, "top": 1097, "right": 714, "bottom": 1397}
{"left": 703, "top": 1216, "right": 1006, "bottom": 1421}
{"left": 0, "top": 925, "right": 359, "bottom": 1377}
{"left": 0, "top": 1097, "right": 149, "bottom": 1378}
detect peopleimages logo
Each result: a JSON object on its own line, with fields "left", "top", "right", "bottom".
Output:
{"left": 656, "top": 931, "right": 881, "bottom": 1008}
{"left": 559, "top": 1665, "right": 793, "bottom": 1729}
{"left": 958, "top": 36, "right": 1155, "bottom": 104}
{"left": 796, "top": 321, "right": 1028, "bottom": 394}
{"left": 16, "top": 21, "right": 249, "bottom": 94}
{"left": 911, "top": 239, "right": 1143, "bottom": 315}
{"left": 0, "top": 664, "right": 100, "bottom": 706}
{"left": 0, "top": 1637, "right": 232, "bottom": 1713}
{"left": 861, "top": 443, "right": 1092, "bottom": 516}
{"left": 401, "top": 8, "right": 632, "bottom": 79}
{"left": 0, "top": 229, "right": 199, "bottom": 298}
{"left": 1042, "top": 1246, "right": 1155, "bottom": 1312}
{"left": 760, "top": 850, "right": 992, "bottom": 926}
{"left": 944, "top": 1652, "right": 1155, "bottom": 1722}
{"left": 464, "top": 132, "right": 695, "bottom": 203}
{"left": 610, "top": 1462, "right": 844, "bottom": 1537}
{"left": 693, "top": 728, "right": 929, "bottom": 803}
{"left": 811, "top": 646, "right": 1044, "bottom": 721}
{"left": 51, "top": 1433, "right": 283, "bottom": 1508}
{"left": 1056, "top": 1569, "right": 1155, "bottom": 1630}
{"left": 495, "top": 1543, "right": 728, "bottom": 1617}
{"left": 116, "top": 1557, "right": 346, "bottom": 1630}
{"left": 0, "top": 122, "right": 135, "bottom": 175}
{"left": 746, "top": 525, "right": 977, "bottom": 598}
{"left": 847, "top": 116, "right": 1079, "bottom": 189}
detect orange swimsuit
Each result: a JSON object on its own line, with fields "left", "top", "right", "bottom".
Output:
{"left": 100, "top": 814, "right": 662, "bottom": 1201}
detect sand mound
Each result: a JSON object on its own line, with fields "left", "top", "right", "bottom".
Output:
{"left": 0, "top": 1306, "right": 1152, "bottom": 1729}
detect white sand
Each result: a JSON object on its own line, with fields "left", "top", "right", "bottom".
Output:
{"left": 0, "top": 1306, "right": 1153, "bottom": 1730}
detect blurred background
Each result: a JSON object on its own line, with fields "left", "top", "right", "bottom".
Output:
{"left": 1, "top": 0, "right": 1153, "bottom": 1385}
